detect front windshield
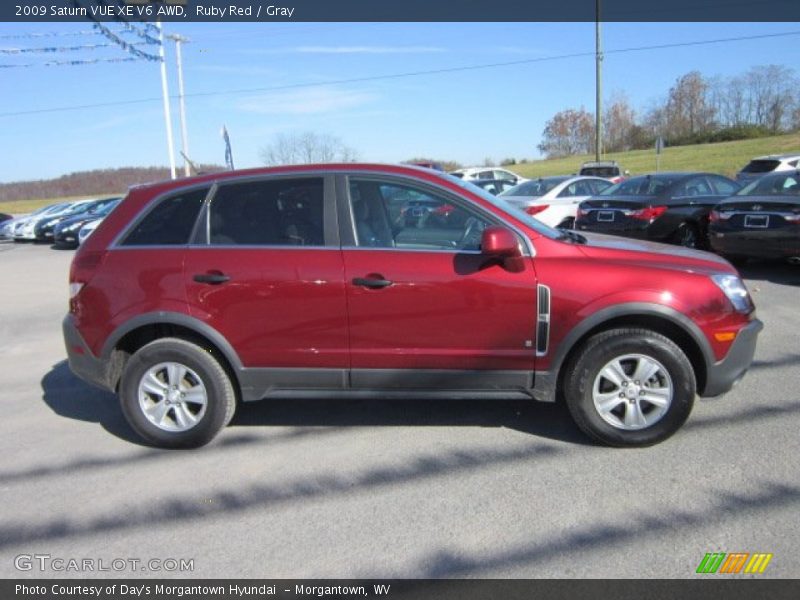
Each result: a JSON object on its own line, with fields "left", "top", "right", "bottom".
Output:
{"left": 443, "top": 174, "right": 563, "bottom": 240}
{"left": 737, "top": 172, "right": 800, "bottom": 196}
{"left": 500, "top": 178, "right": 566, "bottom": 198}
{"left": 600, "top": 175, "right": 681, "bottom": 196}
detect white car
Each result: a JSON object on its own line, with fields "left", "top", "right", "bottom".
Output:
{"left": 498, "top": 176, "right": 613, "bottom": 229}
{"left": 78, "top": 218, "right": 103, "bottom": 245}
{"left": 449, "top": 167, "right": 527, "bottom": 185}
{"left": 12, "top": 202, "right": 73, "bottom": 241}
{"left": 736, "top": 154, "right": 800, "bottom": 185}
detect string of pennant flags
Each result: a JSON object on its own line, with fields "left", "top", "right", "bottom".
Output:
{"left": 0, "top": 57, "right": 141, "bottom": 69}
{"left": 1, "top": 1, "right": 163, "bottom": 68}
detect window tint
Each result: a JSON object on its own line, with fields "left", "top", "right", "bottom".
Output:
{"left": 590, "top": 180, "right": 613, "bottom": 194}
{"left": 601, "top": 175, "right": 680, "bottom": 196}
{"left": 209, "top": 178, "right": 324, "bottom": 246}
{"left": 677, "top": 177, "right": 712, "bottom": 197}
{"left": 501, "top": 178, "right": 566, "bottom": 197}
{"left": 739, "top": 173, "right": 800, "bottom": 196}
{"left": 709, "top": 176, "right": 738, "bottom": 196}
{"left": 494, "top": 170, "right": 516, "bottom": 181}
{"left": 349, "top": 179, "right": 491, "bottom": 251}
{"left": 122, "top": 187, "right": 208, "bottom": 246}
{"left": 558, "top": 180, "right": 594, "bottom": 197}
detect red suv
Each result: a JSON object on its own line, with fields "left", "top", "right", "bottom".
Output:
{"left": 63, "top": 164, "right": 762, "bottom": 449}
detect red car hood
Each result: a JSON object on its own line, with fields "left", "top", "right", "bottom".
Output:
{"left": 575, "top": 231, "right": 736, "bottom": 275}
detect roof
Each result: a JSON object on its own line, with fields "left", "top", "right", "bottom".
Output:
{"left": 751, "top": 153, "right": 800, "bottom": 161}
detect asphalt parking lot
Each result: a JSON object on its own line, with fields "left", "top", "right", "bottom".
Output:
{"left": 0, "top": 242, "right": 798, "bottom": 579}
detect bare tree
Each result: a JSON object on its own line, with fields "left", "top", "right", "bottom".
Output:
{"left": 603, "top": 93, "right": 637, "bottom": 152}
{"left": 663, "top": 71, "right": 716, "bottom": 139}
{"left": 537, "top": 107, "right": 595, "bottom": 158}
{"left": 260, "top": 131, "right": 358, "bottom": 166}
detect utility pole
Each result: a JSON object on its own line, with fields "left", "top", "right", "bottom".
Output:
{"left": 156, "top": 20, "right": 177, "bottom": 180}
{"left": 595, "top": 0, "right": 603, "bottom": 161}
{"left": 169, "top": 34, "right": 192, "bottom": 177}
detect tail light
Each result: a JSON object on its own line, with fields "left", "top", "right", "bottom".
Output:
{"left": 576, "top": 207, "right": 589, "bottom": 218}
{"left": 709, "top": 210, "right": 732, "bottom": 223}
{"left": 525, "top": 205, "right": 549, "bottom": 216}
{"left": 784, "top": 213, "right": 800, "bottom": 224}
{"left": 630, "top": 205, "right": 668, "bottom": 221}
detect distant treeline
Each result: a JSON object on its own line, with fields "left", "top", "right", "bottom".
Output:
{"left": 0, "top": 165, "right": 225, "bottom": 203}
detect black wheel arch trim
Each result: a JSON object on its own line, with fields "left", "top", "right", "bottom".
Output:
{"left": 533, "top": 302, "right": 716, "bottom": 402}
{"left": 100, "top": 311, "right": 245, "bottom": 372}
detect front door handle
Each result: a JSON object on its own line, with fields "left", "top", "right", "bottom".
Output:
{"left": 193, "top": 272, "right": 230, "bottom": 285}
{"left": 353, "top": 277, "right": 393, "bottom": 289}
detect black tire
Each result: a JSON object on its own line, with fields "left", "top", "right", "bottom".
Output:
{"left": 673, "top": 222, "right": 702, "bottom": 249}
{"left": 563, "top": 328, "right": 696, "bottom": 447}
{"left": 119, "top": 338, "right": 236, "bottom": 449}
{"left": 558, "top": 217, "right": 576, "bottom": 230}
{"left": 722, "top": 254, "right": 749, "bottom": 267}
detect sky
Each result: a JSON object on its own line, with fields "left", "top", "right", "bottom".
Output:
{"left": 0, "top": 20, "right": 799, "bottom": 182}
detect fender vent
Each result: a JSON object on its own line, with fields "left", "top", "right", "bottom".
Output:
{"left": 536, "top": 284, "right": 551, "bottom": 356}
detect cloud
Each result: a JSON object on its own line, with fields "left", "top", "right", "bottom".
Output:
{"left": 256, "top": 45, "right": 446, "bottom": 55}
{"left": 236, "top": 86, "right": 378, "bottom": 115}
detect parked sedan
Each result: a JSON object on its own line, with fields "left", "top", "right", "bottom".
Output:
{"left": 449, "top": 167, "right": 527, "bottom": 184}
{"left": 709, "top": 170, "right": 800, "bottom": 263}
{"left": 13, "top": 202, "right": 74, "bottom": 241}
{"left": 34, "top": 198, "right": 101, "bottom": 242}
{"left": 575, "top": 172, "right": 741, "bottom": 249}
{"left": 499, "top": 176, "right": 612, "bottom": 229}
{"left": 53, "top": 197, "right": 122, "bottom": 248}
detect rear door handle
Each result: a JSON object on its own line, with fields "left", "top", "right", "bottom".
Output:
{"left": 193, "top": 273, "right": 230, "bottom": 285}
{"left": 352, "top": 277, "right": 393, "bottom": 289}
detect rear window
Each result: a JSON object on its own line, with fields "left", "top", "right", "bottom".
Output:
{"left": 600, "top": 176, "right": 679, "bottom": 196}
{"left": 500, "top": 178, "right": 565, "bottom": 197}
{"left": 580, "top": 166, "right": 620, "bottom": 178}
{"left": 738, "top": 173, "right": 800, "bottom": 196}
{"left": 740, "top": 160, "right": 780, "bottom": 174}
{"left": 121, "top": 187, "right": 208, "bottom": 246}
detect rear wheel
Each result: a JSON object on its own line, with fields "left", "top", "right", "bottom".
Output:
{"left": 563, "top": 328, "right": 696, "bottom": 447}
{"left": 673, "top": 222, "right": 702, "bottom": 249}
{"left": 119, "top": 338, "right": 236, "bottom": 449}
{"left": 557, "top": 217, "right": 576, "bottom": 230}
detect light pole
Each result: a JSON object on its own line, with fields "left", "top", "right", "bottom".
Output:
{"left": 169, "top": 34, "right": 192, "bottom": 177}
{"left": 595, "top": 0, "right": 603, "bottom": 161}
{"left": 156, "top": 21, "right": 177, "bottom": 179}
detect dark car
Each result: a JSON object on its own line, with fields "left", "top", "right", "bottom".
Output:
{"left": 468, "top": 179, "right": 518, "bottom": 195}
{"left": 63, "top": 163, "right": 761, "bottom": 449}
{"left": 575, "top": 172, "right": 740, "bottom": 249}
{"left": 709, "top": 170, "right": 800, "bottom": 264}
{"left": 0, "top": 213, "right": 12, "bottom": 224}
{"left": 53, "top": 197, "right": 122, "bottom": 248}
{"left": 34, "top": 199, "right": 97, "bottom": 242}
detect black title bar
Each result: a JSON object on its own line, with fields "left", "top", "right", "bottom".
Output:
{"left": 3, "top": 0, "right": 800, "bottom": 22}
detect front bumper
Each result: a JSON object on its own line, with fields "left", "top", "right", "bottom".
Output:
{"left": 702, "top": 318, "right": 763, "bottom": 397}
{"left": 62, "top": 314, "right": 114, "bottom": 392}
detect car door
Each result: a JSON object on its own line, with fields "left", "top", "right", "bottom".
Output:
{"left": 183, "top": 174, "right": 349, "bottom": 389}
{"left": 338, "top": 175, "right": 539, "bottom": 390}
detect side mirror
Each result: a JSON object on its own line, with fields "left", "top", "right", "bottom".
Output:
{"left": 481, "top": 226, "right": 521, "bottom": 258}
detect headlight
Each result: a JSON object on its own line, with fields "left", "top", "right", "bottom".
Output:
{"left": 63, "top": 222, "right": 81, "bottom": 232}
{"left": 712, "top": 274, "right": 753, "bottom": 313}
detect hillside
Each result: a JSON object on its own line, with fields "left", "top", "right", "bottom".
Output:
{"left": 0, "top": 165, "right": 224, "bottom": 211}
{"left": 511, "top": 132, "right": 800, "bottom": 179}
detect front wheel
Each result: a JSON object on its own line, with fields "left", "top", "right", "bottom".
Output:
{"left": 119, "top": 338, "right": 236, "bottom": 449}
{"left": 563, "top": 328, "right": 696, "bottom": 447}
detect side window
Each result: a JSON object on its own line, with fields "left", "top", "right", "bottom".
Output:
{"left": 209, "top": 178, "right": 324, "bottom": 246}
{"left": 591, "top": 180, "right": 612, "bottom": 194}
{"left": 678, "top": 177, "right": 713, "bottom": 197}
{"left": 558, "top": 183, "right": 576, "bottom": 198}
{"left": 494, "top": 170, "right": 515, "bottom": 181}
{"left": 478, "top": 170, "right": 494, "bottom": 179}
{"left": 349, "top": 179, "right": 491, "bottom": 251}
{"left": 710, "top": 176, "right": 738, "bottom": 196}
{"left": 121, "top": 187, "right": 208, "bottom": 246}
